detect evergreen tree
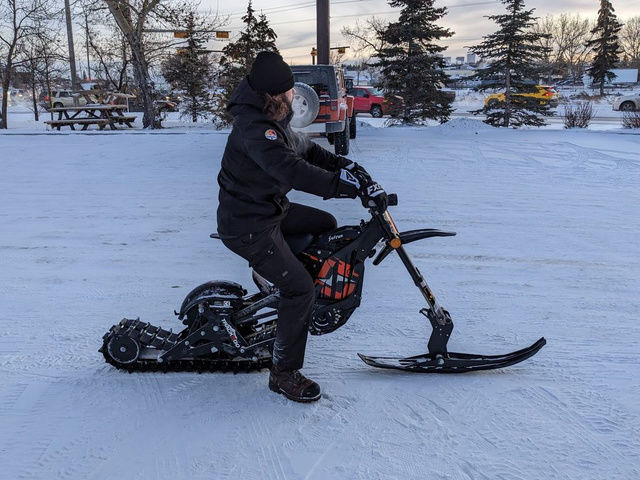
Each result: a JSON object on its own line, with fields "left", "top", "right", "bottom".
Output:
{"left": 375, "top": 0, "right": 454, "bottom": 123}
{"left": 215, "top": 2, "right": 278, "bottom": 126}
{"left": 470, "top": 0, "right": 552, "bottom": 128}
{"left": 162, "top": 12, "right": 216, "bottom": 122}
{"left": 586, "top": 0, "right": 622, "bottom": 95}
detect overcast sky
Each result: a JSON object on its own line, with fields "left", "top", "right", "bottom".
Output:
{"left": 203, "top": 0, "right": 638, "bottom": 64}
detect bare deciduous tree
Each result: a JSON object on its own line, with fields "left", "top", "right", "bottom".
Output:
{"left": 83, "top": 3, "right": 132, "bottom": 91}
{"left": 621, "top": 16, "right": 640, "bottom": 80}
{"left": 21, "top": 17, "right": 65, "bottom": 121}
{"left": 0, "top": 0, "right": 50, "bottom": 128}
{"left": 556, "top": 13, "right": 593, "bottom": 81}
{"left": 532, "top": 13, "right": 594, "bottom": 82}
{"left": 102, "top": 0, "right": 183, "bottom": 128}
{"left": 341, "top": 17, "right": 389, "bottom": 59}
{"left": 341, "top": 17, "right": 390, "bottom": 85}
{"left": 531, "top": 15, "right": 555, "bottom": 81}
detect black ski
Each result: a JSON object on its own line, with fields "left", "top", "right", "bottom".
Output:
{"left": 358, "top": 337, "right": 546, "bottom": 373}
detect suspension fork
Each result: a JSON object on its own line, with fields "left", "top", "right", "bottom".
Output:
{"left": 377, "top": 210, "right": 454, "bottom": 355}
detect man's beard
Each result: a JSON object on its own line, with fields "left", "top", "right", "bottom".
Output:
{"left": 282, "top": 95, "right": 293, "bottom": 115}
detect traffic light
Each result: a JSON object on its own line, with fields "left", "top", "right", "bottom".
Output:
{"left": 216, "top": 31, "right": 230, "bottom": 39}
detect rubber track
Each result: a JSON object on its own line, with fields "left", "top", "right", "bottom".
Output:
{"left": 101, "top": 318, "right": 275, "bottom": 374}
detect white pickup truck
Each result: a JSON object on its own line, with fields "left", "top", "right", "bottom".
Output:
{"left": 44, "top": 90, "right": 88, "bottom": 109}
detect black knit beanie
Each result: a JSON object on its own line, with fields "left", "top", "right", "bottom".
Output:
{"left": 248, "top": 51, "right": 294, "bottom": 95}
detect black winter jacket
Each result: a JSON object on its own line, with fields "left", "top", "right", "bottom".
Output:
{"left": 217, "top": 78, "right": 352, "bottom": 237}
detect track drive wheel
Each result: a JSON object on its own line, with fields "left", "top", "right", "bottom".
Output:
{"left": 106, "top": 334, "right": 141, "bottom": 365}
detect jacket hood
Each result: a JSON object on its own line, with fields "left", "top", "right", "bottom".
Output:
{"left": 227, "top": 77, "right": 265, "bottom": 116}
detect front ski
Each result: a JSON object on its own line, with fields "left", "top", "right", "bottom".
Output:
{"left": 358, "top": 337, "right": 546, "bottom": 373}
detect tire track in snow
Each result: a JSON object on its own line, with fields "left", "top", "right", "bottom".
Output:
{"left": 0, "top": 382, "right": 59, "bottom": 478}
{"left": 513, "top": 384, "right": 639, "bottom": 477}
{"left": 249, "top": 413, "right": 288, "bottom": 480}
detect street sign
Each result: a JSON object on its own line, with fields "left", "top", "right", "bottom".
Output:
{"left": 330, "top": 46, "right": 350, "bottom": 54}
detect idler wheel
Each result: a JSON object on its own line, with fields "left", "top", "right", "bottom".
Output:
{"left": 106, "top": 335, "right": 141, "bottom": 365}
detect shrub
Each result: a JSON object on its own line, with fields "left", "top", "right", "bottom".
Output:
{"left": 563, "top": 101, "right": 594, "bottom": 129}
{"left": 622, "top": 110, "right": 640, "bottom": 129}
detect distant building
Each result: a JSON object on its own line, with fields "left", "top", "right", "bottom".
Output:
{"left": 444, "top": 57, "right": 452, "bottom": 66}
{"left": 582, "top": 68, "right": 639, "bottom": 86}
{"left": 455, "top": 56, "right": 465, "bottom": 65}
{"left": 466, "top": 53, "right": 476, "bottom": 64}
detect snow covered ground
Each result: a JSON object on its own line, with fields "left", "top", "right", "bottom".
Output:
{"left": 1, "top": 121, "right": 639, "bottom": 479}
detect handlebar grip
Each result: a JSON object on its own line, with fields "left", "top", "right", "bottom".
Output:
{"left": 387, "top": 193, "right": 398, "bottom": 206}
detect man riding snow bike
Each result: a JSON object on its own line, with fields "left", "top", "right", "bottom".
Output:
{"left": 99, "top": 52, "right": 545, "bottom": 401}
{"left": 217, "top": 51, "right": 386, "bottom": 403}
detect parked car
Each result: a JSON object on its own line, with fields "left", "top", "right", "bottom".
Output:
{"left": 612, "top": 92, "right": 640, "bottom": 111}
{"left": 9, "top": 88, "right": 26, "bottom": 99}
{"left": 43, "top": 90, "right": 87, "bottom": 109}
{"left": 485, "top": 85, "right": 558, "bottom": 108}
{"left": 155, "top": 90, "right": 180, "bottom": 111}
{"left": 348, "top": 85, "right": 403, "bottom": 118}
{"left": 290, "top": 65, "right": 355, "bottom": 155}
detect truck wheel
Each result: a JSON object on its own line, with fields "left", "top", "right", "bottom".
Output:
{"left": 349, "top": 114, "right": 356, "bottom": 139}
{"left": 326, "top": 133, "right": 334, "bottom": 145}
{"left": 53, "top": 102, "right": 63, "bottom": 108}
{"left": 370, "top": 105, "right": 383, "bottom": 118}
{"left": 291, "top": 82, "right": 320, "bottom": 128}
{"left": 334, "top": 119, "right": 350, "bottom": 155}
{"left": 620, "top": 101, "right": 636, "bottom": 112}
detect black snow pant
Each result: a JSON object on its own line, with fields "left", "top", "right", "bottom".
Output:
{"left": 221, "top": 203, "right": 337, "bottom": 370}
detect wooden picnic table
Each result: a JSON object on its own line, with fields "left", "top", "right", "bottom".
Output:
{"left": 45, "top": 104, "right": 137, "bottom": 131}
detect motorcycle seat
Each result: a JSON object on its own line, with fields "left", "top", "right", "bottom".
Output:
{"left": 210, "top": 232, "right": 314, "bottom": 255}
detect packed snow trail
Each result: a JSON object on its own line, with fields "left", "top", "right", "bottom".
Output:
{"left": 1, "top": 122, "right": 639, "bottom": 479}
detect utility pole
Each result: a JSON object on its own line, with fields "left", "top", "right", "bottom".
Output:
{"left": 63, "top": 0, "right": 79, "bottom": 91}
{"left": 316, "top": 0, "right": 329, "bottom": 65}
{"left": 85, "top": 12, "right": 91, "bottom": 81}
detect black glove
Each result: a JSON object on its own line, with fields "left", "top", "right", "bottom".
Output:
{"left": 335, "top": 162, "right": 388, "bottom": 212}
{"left": 346, "top": 162, "right": 388, "bottom": 211}
{"left": 334, "top": 161, "right": 370, "bottom": 198}
{"left": 359, "top": 180, "right": 388, "bottom": 212}
{"left": 335, "top": 168, "right": 360, "bottom": 198}
{"left": 344, "top": 161, "right": 372, "bottom": 184}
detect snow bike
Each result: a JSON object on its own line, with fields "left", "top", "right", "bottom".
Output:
{"left": 100, "top": 193, "right": 546, "bottom": 373}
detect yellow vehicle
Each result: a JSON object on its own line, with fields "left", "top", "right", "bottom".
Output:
{"left": 485, "top": 85, "right": 558, "bottom": 108}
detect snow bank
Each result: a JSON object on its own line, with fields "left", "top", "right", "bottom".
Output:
{"left": 435, "top": 117, "right": 494, "bottom": 133}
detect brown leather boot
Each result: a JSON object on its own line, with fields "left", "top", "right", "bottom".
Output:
{"left": 269, "top": 364, "right": 321, "bottom": 403}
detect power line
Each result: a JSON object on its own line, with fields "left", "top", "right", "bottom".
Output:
{"left": 224, "top": 0, "right": 495, "bottom": 19}
{"left": 224, "top": 0, "right": 371, "bottom": 18}
{"left": 225, "top": 0, "right": 497, "bottom": 46}
{"left": 265, "top": 1, "right": 496, "bottom": 27}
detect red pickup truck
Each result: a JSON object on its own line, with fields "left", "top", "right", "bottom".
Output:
{"left": 348, "top": 85, "right": 403, "bottom": 118}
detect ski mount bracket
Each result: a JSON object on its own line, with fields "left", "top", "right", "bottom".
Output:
{"left": 421, "top": 307, "right": 453, "bottom": 355}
